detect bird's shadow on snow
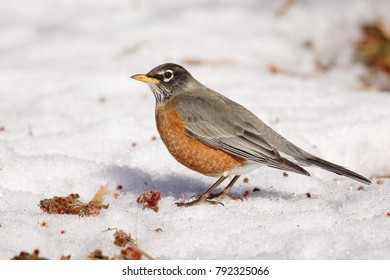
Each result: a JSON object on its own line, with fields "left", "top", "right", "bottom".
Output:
{"left": 250, "top": 188, "right": 295, "bottom": 200}
{"left": 101, "top": 165, "right": 295, "bottom": 200}
{"left": 101, "top": 165, "right": 210, "bottom": 199}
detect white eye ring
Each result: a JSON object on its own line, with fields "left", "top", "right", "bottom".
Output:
{"left": 163, "top": 69, "right": 174, "bottom": 82}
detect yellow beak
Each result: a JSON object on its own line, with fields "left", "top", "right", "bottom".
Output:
{"left": 131, "top": 74, "right": 159, "bottom": 84}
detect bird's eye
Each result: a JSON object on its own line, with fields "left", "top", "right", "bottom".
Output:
{"left": 163, "top": 70, "right": 173, "bottom": 82}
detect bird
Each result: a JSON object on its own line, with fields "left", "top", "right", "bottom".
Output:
{"left": 131, "top": 63, "right": 371, "bottom": 207}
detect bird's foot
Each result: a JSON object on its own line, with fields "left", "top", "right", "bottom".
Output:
{"left": 177, "top": 191, "right": 242, "bottom": 207}
{"left": 176, "top": 196, "right": 224, "bottom": 207}
{"left": 188, "top": 192, "right": 241, "bottom": 201}
{"left": 208, "top": 191, "right": 243, "bottom": 201}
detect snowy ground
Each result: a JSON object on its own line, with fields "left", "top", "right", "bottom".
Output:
{"left": 1, "top": 0, "right": 390, "bottom": 260}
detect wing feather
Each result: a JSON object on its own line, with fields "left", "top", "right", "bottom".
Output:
{"left": 173, "top": 94, "right": 310, "bottom": 175}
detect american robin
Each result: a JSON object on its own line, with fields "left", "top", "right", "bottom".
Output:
{"left": 131, "top": 63, "right": 371, "bottom": 207}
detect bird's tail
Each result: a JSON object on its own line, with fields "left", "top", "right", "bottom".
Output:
{"left": 305, "top": 156, "right": 371, "bottom": 184}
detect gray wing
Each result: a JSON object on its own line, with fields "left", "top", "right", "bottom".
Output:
{"left": 173, "top": 93, "right": 310, "bottom": 175}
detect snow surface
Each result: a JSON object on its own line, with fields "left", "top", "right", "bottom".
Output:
{"left": 1, "top": 0, "right": 390, "bottom": 260}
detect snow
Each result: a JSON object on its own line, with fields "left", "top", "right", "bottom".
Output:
{"left": 1, "top": 0, "right": 390, "bottom": 260}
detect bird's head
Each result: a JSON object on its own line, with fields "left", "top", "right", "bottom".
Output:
{"left": 131, "top": 63, "right": 195, "bottom": 103}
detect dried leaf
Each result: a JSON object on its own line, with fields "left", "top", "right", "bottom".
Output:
{"left": 11, "top": 250, "right": 47, "bottom": 260}
{"left": 87, "top": 250, "right": 109, "bottom": 260}
{"left": 91, "top": 184, "right": 109, "bottom": 203}
{"left": 275, "top": 0, "right": 296, "bottom": 16}
{"left": 356, "top": 21, "right": 390, "bottom": 90}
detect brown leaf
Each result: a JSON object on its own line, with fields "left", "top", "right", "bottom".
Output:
{"left": 87, "top": 250, "right": 109, "bottom": 260}
{"left": 11, "top": 250, "right": 47, "bottom": 260}
{"left": 356, "top": 21, "right": 390, "bottom": 90}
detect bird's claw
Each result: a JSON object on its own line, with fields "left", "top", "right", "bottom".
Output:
{"left": 177, "top": 191, "right": 242, "bottom": 207}
{"left": 176, "top": 197, "right": 224, "bottom": 207}
{"left": 207, "top": 192, "right": 243, "bottom": 201}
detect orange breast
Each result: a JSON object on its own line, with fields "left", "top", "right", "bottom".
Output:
{"left": 155, "top": 100, "right": 244, "bottom": 177}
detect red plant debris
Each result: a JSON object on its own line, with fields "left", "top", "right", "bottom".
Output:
{"left": 117, "top": 185, "right": 123, "bottom": 190}
{"left": 176, "top": 200, "right": 185, "bottom": 206}
{"left": 40, "top": 193, "right": 107, "bottom": 216}
{"left": 114, "top": 230, "right": 134, "bottom": 247}
{"left": 60, "top": 230, "right": 65, "bottom": 234}
{"left": 136, "top": 191, "right": 161, "bottom": 212}
{"left": 39, "top": 185, "right": 109, "bottom": 216}
{"left": 131, "top": 142, "right": 137, "bottom": 147}
{"left": 357, "top": 186, "right": 365, "bottom": 191}
{"left": 11, "top": 250, "right": 47, "bottom": 260}
{"left": 104, "top": 228, "right": 153, "bottom": 260}
{"left": 60, "top": 255, "right": 71, "bottom": 260}
{"left": 377, "top": 179, "right": 384, "bottom": 185}
{"left": 113, "top": 193, "right": 119, "bottom": 199}
{"left": 40, "top": 221, "right": 48, "bottom": 227}
{"left": 151, "top": 135, "right": 157, "bottom": 141}
{"left": 387, "top": 212, "right": 390, "bottom": 217}
{"left": 243, "top": 190, "right": 250, "bottom": 198}
{"left": 0, "top": 126, "right": 5, "bottom": 132}
{"left": 116, "top": 247, "right": 142, "bottom": 260}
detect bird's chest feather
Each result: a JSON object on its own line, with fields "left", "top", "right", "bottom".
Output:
{"left": 155, "top": 100, "right": 244, "bottom": 176}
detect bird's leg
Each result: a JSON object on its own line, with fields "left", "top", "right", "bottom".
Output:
{"left": 176, "top": 176, "right": 227, "bottom": 207}
{"left": 207, "top": 175, "right": 242, "bottom": 201}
